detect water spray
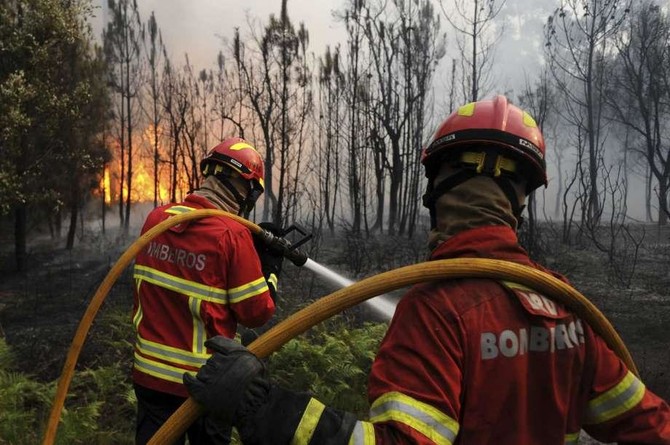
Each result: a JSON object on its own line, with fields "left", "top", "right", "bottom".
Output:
{"left": 257, "top": 223, "right": 396, "bottom": 319}
{"left": 302, "top": 259, "right": 396, "bottom": 319}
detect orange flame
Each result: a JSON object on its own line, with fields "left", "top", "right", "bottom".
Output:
{"left": 128, "top": 162, "right": 170, "bottom": 203}
{"left": 101, "top": 166, "right": 111, "bottom": 204}
{"left": 99, "top": 124, "right": 196, "bottom": 205}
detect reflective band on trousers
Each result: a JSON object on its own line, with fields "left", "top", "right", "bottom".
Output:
{"left": 585, "top": 371, "right": 645, "bottom": 424}
{"left": 349, "top": 421, "right": 376, "bottom": 445}
{"left": 370, "top": 392, "right": 459, "bottom": 445}
{"left": 291, "top": 398, "right": 325, "bottom": 445}
{"left": 564, "top": 431, "right": 580, "bottom": 444}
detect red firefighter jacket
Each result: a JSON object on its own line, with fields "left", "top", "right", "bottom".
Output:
{"left": 132, "top": 194, "right": 275, "bottom": 397}
{"left": 210, "top": 224, "right": 670, "bottom": 445}
{"left": 351, "top": 225, "right": 670, "bottom": 444}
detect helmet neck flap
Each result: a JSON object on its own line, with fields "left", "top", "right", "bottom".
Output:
{"left": 422, "top": 149, "right": 525, "bottom": 229}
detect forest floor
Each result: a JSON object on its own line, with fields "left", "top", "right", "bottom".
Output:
{"left": 0, "top": 216, "right": 669, "bottom": 444}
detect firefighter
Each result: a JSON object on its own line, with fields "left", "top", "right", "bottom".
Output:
{"left": 183, "top": 97, "right": 670, "bottom": 444}
{"left": 132, "top": 137, "right": 282, "bottom": 445}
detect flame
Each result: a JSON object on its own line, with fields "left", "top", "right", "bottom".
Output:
{"left": 129, "top": 162, "right": 170, "bottom": 203}
{"left": 99, "top": 124, "right": 195, "bottom": 205}
{"left": 101, "top": 166, "right": 111, "bottom": 204}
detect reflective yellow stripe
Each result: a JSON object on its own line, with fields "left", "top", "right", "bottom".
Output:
{"left": 136, "top": 335, "right": 210, "bottom": 367}
{"left": 267, "top": 273, "right": 278, "bottom": 290}
{"left": 134, "top": 351, "right": 195, "bottom": 384}
{"left": 230, "top": 142, "right": 255, "bottom": 151}
{"left": 228, "top": 276, "right": 270, "bottom": 304}
{"left": 165, "top": 205, "right": 196, "bottom": 215}
{"left": 564, "top": 431, "right": 580, "bottom": 444}
{"left": 370, "top": 392, "right": 458, "bottom": 445}
{"left": 133, "top": 281, "right": 144, "bottom": 328}
{"left": 522, "top": 111, "right": 538, "bottom": 128}
{"left": 586, "top": 371, "right": 646, "bottom": 424}
{"left": 291, "top": 398, "right": 325, "bottom": 445}
{"left": 190, "top": 297, "right": 206, "bottom": 354}
{"left": 133, "top": 304, "right": 143, "bottom": 329}
{"left": 500, "top": 280, "right": 535, "bottom": 292}
{"left": 134, "top": 265, "right": 267, "bottom": 304}
{"left": 457, "top": 102, "right": 475, "bottom": 116}
{"left": 134, "top": 265, "right": 228, "bottom": 303}
{"left": 349, "top": 421, "right": 376, "bottom": 445}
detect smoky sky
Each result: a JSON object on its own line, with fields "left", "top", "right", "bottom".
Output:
{"left": 92, "top": 0, "right": 665, "bottom": 221}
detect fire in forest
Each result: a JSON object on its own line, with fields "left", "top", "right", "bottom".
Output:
{"left": 99, "top": 125, "right": 193, "bottom": 205}
{"left": 100, "top": 162, "right": 173, "bottom": 205}
{"left": 101, "top": 166, "right": 111, "bottom": 204}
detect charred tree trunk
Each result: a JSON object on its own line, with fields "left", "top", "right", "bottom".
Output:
{"left": 14, "top": 204, "right": 27, "bottom": 272}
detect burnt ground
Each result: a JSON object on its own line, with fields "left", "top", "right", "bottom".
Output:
{"left": 0, "top": 218, "right": 669, "bottom": 444}
{"left": 0, "top": 230, "right": 134, "bottom": 381}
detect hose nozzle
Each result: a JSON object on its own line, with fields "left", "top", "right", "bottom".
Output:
{"left": 258, "top": 224, "right": 311, "bottom": 267}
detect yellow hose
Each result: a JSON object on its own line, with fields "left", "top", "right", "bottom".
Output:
{"left": 149, "top": 259, "right": 639, "bottom": 444}
{"left": 41, "top": 208, "right": 638, "bottom": 445}
{"left": 42, "top": 209, "right": 261, "bottom": 445}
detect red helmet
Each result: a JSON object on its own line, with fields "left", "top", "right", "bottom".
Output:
{"left": 200, "top": 137, "right": 265, "bottom": 192}
{"left": 421, "top": 95, "right": 547, "bottom": 192}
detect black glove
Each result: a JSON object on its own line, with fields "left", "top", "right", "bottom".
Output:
{"left": 183, "top": 336, "right": 269, "bottom": 426}
{"left": 240, "top": 328, "right": 259, "bottom": 347}
{"left": 254, "top": 222, "right": 285, "bottom": 295}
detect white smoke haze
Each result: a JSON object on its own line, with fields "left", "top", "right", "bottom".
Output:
{"left": 88, "top": 0, "right": 670, "bottom": 223}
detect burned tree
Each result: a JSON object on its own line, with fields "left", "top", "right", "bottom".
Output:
{"left": 608, "top": 1, "right": 670, "bottom": 225}
{"left": 103, "top": 0, "right": 144, "bottom": 232}
{"left": 545, "top": 0, "right": 631, "bottom": 228}
{"left": 439, "top": 0, "right": 506, "bottom": 103}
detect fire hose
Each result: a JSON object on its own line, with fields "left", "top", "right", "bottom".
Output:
{"left": 42, "top": 209, "right": 638, "bottom": 445}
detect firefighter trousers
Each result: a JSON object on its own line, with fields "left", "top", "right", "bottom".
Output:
{"left": 134, "top": 383, "right": 231, "bottom": 445}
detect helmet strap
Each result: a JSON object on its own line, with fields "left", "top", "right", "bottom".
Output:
{"left": 214, "top": 174, "right": 252, "bottom": 217}
{"left": 493, "top": 177, "right": 525, "bottom": 227}
{"left": 240, "top": 185, "right": 262, "bottom": 218}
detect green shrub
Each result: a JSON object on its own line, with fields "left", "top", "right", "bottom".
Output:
{"left": 0, "top": 371, "right": 53, "bottom": 443}
{"left": 0, "top": 325, "right": 135, "bottom": 444}
{"left": 57, "top": 364, "right": 135, "bottom": 445}
{"left": 268, "top": 318, "right": 388, "bottom": 417}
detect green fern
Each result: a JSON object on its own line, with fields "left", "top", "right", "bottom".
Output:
{"left": 61, "top": 364, "right": 135, "bottom": 444}
{"left": 0, "top": 337, "right": 135, "bottom": 445}
{"left": 269, "top": 318, "right": 387, "bottom": 417}
{"left": 0, "top": 339, "right": 53, "bottom": 444}
{"left": 0, "top": 338, "right": 15, "bottom": 369}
